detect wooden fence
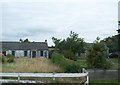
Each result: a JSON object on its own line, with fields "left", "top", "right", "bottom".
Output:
{"left": 0, "top": 68, "right": 89, "bottom": 84}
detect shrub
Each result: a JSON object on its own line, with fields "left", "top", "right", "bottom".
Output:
{"left": 63, "top": 50, "right": 77, "bottom": 61}
{"left": 6, "top": 54, "right": 14, "bottom": 63}
{"left": 86, "top": 38, "right": 111, "bottom": 69}
{"left": 65, "top": 63, "right": 80, "bottom": 73}
{"left": 0, "top": 55, "right": 5, "bottom": 63}
{"left": 51, "top": 53, "right": 66, "bottom": 67}
{"left": 51, "top": 53, "right": 81, "bottom": 73}
{"left": 102, "top": 61, "right": 111, "bottom": 70}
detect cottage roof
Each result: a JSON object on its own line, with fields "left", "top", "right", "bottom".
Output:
{"left": 0, "top": 42, "right": 48, "bottom": 51}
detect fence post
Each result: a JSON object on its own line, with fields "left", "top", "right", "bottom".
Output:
{"left": 53, "top": 72, "right": 55, "bottom": 82}
{"left": 86, "top": 73, "right": 89, "bottom": 85}
{"left": 18, "top": 73, "right": 20, "bottom": 82}
{"left": 82, "top": 68, "right": 89, "bottom": 85}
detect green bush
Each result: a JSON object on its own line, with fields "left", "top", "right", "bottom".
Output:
{"left": 6, "top": 54, "right": 14, "bottom": 63}
{"left": 102, "top": 61, "right": 111, "bottom": 70}
{"left": 65, "top": 63, "right": 80, "bottom": 73}
{"left": 63, "top": 50, "right": 77, "bottom": 61}
{"left": 51, "top": 53, "right": 66, "bottom": 67}
{"left": 0, "top": 55, "right": 5, "bottom": 63}
{"left": 51, "top": 53, "right": 81, "bottom": 73}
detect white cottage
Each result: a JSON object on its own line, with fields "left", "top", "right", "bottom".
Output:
{"left": 0, "top": 41, "right": 49, "bottom": 58}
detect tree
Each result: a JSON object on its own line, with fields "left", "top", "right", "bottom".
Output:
{"left": 52, "top": 31, "right": 85, "bottom": 60}
{"left": 101, "top": 35, "right": 118, "bottom": 52}
{"left": 52, "top": 37, "right": 61, "bottom": 50}
{"left": 87, "top": 37, "right": 111, "bottom": 69}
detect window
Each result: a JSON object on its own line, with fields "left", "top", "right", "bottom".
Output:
{"left": 12, "top": 51, "right": 15, "bottom": 56}
{"left": 32, "top": 51, "right": 36, "bottom": 58}
{"left": 24, "top": 51, "right": 27, "bottom": 56}
{"left": 45, "top": 51, "right": 47, "bottom": 58}
{"left": 2, "top": 51, "right": 6, "bottom": 56}
{"left": 41, "top": 51, "right": 43, "bottom": 56}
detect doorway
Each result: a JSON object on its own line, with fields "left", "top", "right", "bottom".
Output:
{"left": 32, "top": 51, "right": 36, "bottom": 58}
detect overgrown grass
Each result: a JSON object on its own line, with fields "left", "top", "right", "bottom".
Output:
{"left": 90, "top": 79, "right": 119, "bottom": 85}
{"left": 51, "top": 53, "right": 118, "bottom": 71}
{"left": 51, "top": 53, "right": 81, "bottom": 73}
{"left": 106, "top": 58, "right": 118, "bottom": 69}
{"left": 19, "top": 77, "right": 86, "bottom": 83}
{"left": 76, "top": 57, "right": 87, "bottom": 68}
{"left": 1, "top": 57, "right": 63, "bottom": 73}
{"left": 1, "top": 55, "right": 118, "bottom": 73}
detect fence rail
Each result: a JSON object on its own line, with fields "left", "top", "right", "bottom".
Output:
{"left": 0, "top": 69, "right": 89, "bottom": 84}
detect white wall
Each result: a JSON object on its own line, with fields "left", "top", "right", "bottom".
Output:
{"left": 6, "top": 50, "right": 12, "bottom": 55}
{"left": 6, "top": 50, "right": 31, "bottom": 57}
{"left": 15, "top": 50, "right": 24, "bottom": 57}
{"left": 4, "top": 50, "right": 49, "bottom": 58}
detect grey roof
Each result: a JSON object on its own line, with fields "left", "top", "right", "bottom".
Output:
{"left": 0, "top": 42, "right": 48, "bottom": 51}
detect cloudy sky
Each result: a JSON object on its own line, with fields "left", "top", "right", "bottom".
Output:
{"left": 0, "top": 0, "right": 119, "bottom": 46}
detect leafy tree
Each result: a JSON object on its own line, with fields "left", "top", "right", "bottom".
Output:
{"left": 52, "top": 31, "right": 85, "bottom": 60}
{"left": 52, "top": 37, "right": 61, "bottom": 51}
{"left": 87, "top": 37, "right": 111, "bottom": 69}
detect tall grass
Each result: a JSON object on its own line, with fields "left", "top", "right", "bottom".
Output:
{"left": 2, "top": 57, "right": 63, "bottom": 73}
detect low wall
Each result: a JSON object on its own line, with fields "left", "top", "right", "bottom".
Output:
{"left": 88, "top": 69, "right": 118, "bottom": 80}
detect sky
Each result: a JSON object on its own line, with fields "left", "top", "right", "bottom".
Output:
{"left": 0, "top": 0, "right": 119, "bottom": 46}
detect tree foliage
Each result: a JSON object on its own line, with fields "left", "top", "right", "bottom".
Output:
{"left": 100, "top": 35, "right": 118, "bottom": 52}
{"left": 52, "top": 31, "right": 85, "bottom": 60}
{"left": 87, "top": 37, "right": 111, "bottom": 69}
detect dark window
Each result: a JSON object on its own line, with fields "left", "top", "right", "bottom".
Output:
{"left": 41, "top": 51, "right": 43, "bottom": 56}
{"left": 24, "top": 51, "right": 27, "bottom": 56}
{"left": 45, "top": 51, "right": 47, "bottom": 57}
{"left": 32, "top": 51, "right": 36, "bottom": 58}
{"left": 2, "top": 51, "right": 6, "bottom": 56}
{"left": 12, "top": 51, "right": 15, "bottom": 56}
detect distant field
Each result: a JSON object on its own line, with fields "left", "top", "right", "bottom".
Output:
{"left": 1, "top": 57, "right": 63, "bottom": 73}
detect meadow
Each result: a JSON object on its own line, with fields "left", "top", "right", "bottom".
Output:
{"left": 1, "top": 57, "right": 63, "bottom": 73}
{"left": 1, "top": 56, "right": 118, "bottom": 73}
{"left": 0, "top": 55, "right": 118, "bottom": 84}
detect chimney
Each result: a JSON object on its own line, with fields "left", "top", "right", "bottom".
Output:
{"left": 45, "top": 40, "right": 47, "bottom": 43}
